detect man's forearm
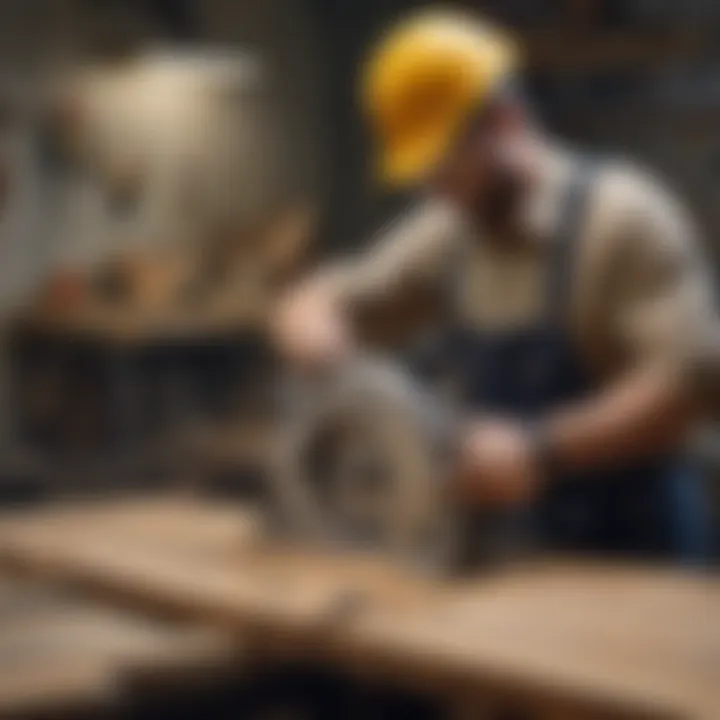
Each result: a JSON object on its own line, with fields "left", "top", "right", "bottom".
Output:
{"left": 542, "top": 365, "right": 695, "bottom": 473}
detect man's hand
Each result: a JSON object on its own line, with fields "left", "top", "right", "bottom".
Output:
{"left": 270, "top": 276, "right": 353, "bottom": 370}
{"left": 456, "top": 419, "right": 541, "bottom": 508}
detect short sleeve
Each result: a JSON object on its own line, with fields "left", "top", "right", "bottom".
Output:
{"left": 599, "top": 171, "right": 718, "bottom": 383}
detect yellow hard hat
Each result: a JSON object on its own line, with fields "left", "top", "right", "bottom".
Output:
{"left": 361, "top": 8, "right": 518, "bottom": 188}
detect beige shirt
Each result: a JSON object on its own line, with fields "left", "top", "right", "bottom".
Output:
{"left": 331, "top": 143, "right": 718, "bottom": 386}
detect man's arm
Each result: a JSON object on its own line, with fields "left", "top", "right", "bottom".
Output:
{"left": 544, "top": 173, "right": 716, "bottom": 472}
{"left": 458, "top": 363, "right": 698, "bottom": 506}
{"left": 270, "top": 199, "right": 463, "bottom": 367}
{"left": 542, "top": 364, "right": 693, "bottom": 473}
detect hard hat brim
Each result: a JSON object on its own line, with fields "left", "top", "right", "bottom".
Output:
{"left": 376, "top": 106, "right": 468, "bottom": 189}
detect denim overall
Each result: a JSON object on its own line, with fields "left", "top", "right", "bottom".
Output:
{"left": 440, "top": 165, "right": 711, "bottom": 564}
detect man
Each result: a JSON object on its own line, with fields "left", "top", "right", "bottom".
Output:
{"left": 272, "top": 9, "right": 716, "bottom": 562}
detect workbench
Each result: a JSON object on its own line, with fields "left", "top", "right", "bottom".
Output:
{"left": 0, "top": 495, "right": 716, "bottom": 719}
{"left": 7, "top": 306, "right": 273, "bottom": 488}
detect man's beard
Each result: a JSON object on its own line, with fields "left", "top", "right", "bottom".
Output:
{"left": 478, "top": 170, "right": 524, "bottom": 234}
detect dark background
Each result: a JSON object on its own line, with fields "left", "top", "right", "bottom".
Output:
{"left": 29, "top": 0, "right": 719, "bottom": 251}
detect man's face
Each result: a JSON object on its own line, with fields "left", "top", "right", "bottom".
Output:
{"left": 431, "top": 102, "right": 529, "bottom": 231}
{"left": 432, "top": 123, "right": 493, "bottom": 212}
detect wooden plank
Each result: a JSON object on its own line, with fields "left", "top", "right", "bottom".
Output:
{"left": 0, "top": 498, "right": 716, "bottom": 719}
{"left": 0, "top": 661, "right": 115, "bottom": 719}
{"left": 0, "top": 495, "right": 262, "bottom": 556}
{"left": 0, "top": 576, "right": 242, "bottom": 718}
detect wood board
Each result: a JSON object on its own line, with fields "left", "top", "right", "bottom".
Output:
{"left": 0, "top": 576, "right": 241, "bottom": 718}
{"left": 0, "top": 496, "right": 716, "bottom": 719}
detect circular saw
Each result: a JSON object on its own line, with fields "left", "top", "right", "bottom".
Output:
{"left": 271, "top": 355, "right": 531, "bottom": 576}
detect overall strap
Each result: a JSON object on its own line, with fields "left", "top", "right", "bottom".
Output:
{"left": 546, "top": 162, "right": 598, "bottom": 323}
{"left": 403, "top": 220, "right": 471, "bottom": 383}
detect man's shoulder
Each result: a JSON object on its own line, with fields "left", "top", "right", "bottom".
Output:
{"left": 585, "top": 155, "right": 699, "bottom": 267}
{"left": 591, "top": 156, "right": 686, "bottom": 221}
{"left": 539, "top": 144, "right": 685, "bottom": 243}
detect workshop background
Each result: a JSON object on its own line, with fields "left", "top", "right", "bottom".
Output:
{"left": 0, "top": 1, "right": 716, "bottom": 719}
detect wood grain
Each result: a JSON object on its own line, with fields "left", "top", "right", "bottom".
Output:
{"left": 0, "top": 575, "right": 241, "bottom": 718}
{"left": 0, "top": 497, "right": 716, "bottom": 719}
